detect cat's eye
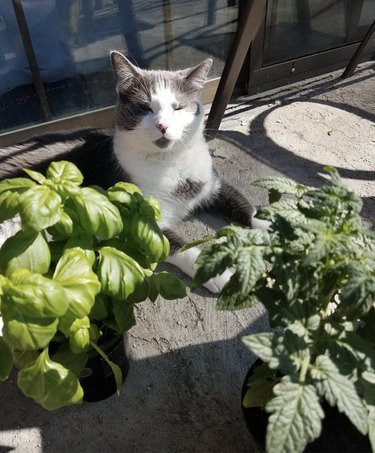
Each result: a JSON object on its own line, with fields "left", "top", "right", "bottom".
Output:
{"left": 173, "top": 105, "right": 184, "bottom": 111}
{"left": 139, "top": 104, "right": 153, "bottom": 114}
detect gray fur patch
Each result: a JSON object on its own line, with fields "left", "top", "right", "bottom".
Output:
{"left": 114, "top": 61, "right": 205, "bottom": 131}
{"left": 154, "top": 137, "right": 171, "bottom": 148}
{"left": 174, "top": 178, "right": 205, "bottom": 200}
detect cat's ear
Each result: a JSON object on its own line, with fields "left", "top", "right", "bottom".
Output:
{"left": 183, "top": 59, "right": 213, "bottom": 90}
{"left": 110, "top": 51, "right": 142, "bottom": 92}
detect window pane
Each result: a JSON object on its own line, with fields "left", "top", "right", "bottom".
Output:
{"left": 263, "top": 0, "right": 375, "bottom": 66}
{"left": 0, "top": 0, "right": 238, "bottom": 133}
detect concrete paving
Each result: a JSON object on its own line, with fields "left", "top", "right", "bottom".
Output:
{"left": 0, "top": 62, "right": 374, "bottom": 453}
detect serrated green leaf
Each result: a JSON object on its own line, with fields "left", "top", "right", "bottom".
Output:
{"left": 0, "top": 231, "right": 51, "bottom": 277}
{"left": 242, "top": 333, "right": 275, "bottom": 363}
{"left": 314, "top": 355, "right": 368, "bottom": 435}
{"left": 46, "top": 161, "right": 83, "bottom": 185}
{"left": 217, "top": 275, "right": 259, "bottom": 310}
{"left": 243, "top": 362, "right": 279, "bottom": 409}
{"left": 192, "top": 242, "right": 233, "bottom": 289}
{"left": 253, "top": 176, "right": 309, "bottom": 196}
{"left": 269, "top": 189, "right": 282, "bottom": 203}
{"left": 147, "top": 272, "right": 186, "bottom": 301}
{"left": 0, "top": 336, "right": 13, "bottom": 380}
{"left": 236, "top": 246, "right": 266, "bottom": 295}
{"left": 19, "top": 185, "right": 61, "bottom": 231}
{"left": 258, "top": 199, "right": 303, "bottom": 223}
{"left": 341, "top": 266, "right": 375, "bottom": 318}
{"left": 18, "top": 348, "right": 83, "bottom": 410}
{"left": 368, "top": 406, "right": 375, "bottom": 453}
{"left": 362, "top": 371, "right": 375, "bottom": 384}
{"left": 266, "top": 379, "right": 324, "bottom": 453}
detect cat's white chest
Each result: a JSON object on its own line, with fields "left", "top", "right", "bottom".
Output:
{"left": 114, "top": 132, "right": 216, "bottom": 228}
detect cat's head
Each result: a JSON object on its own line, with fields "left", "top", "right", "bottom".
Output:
{"left": 111, "top": 51, "right": 212, "bottom": 152}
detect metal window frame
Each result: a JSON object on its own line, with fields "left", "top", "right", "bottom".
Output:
{"left": 0, "top": 78, "right": 220, "bottom": 147}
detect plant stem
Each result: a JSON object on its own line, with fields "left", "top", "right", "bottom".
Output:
{"left": 299, "top": 353, "right": 310, "bottom": 384}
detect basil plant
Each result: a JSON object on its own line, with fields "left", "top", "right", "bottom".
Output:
{"left": 189, "top": 168, "right": 375, "bottom": 453}
{"left": 0, "top": 161, "right": 186, "bottom": 410}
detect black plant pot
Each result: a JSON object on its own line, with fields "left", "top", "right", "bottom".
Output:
{"left": 79, "top": 335, "right": 129, "bottom": 402}
{"left": 241, "top": 360, "right": 371, "bottom": 453}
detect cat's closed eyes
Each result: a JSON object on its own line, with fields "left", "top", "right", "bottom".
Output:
{"left": 0, "top": 51, "right": 268, "bottom": 293}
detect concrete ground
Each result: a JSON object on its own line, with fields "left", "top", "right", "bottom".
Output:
{"left": 0, "top": 62, "right": 374, "bottom": 453}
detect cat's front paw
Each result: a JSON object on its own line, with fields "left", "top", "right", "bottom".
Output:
{"left": 203, "top": 268, "right": 233, "bottom": 294}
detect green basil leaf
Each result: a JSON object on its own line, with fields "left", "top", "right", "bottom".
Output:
{"left": 0, "top": 231, "right": 50, "bottom": 277}
{"left": 89, "top": 293, "right": 110, "bottom": 320}
{"left": 70, "top": 327, "right": 90, "bottom": 353}
{"left": 97, "top": 246, "right": 146, "bottom": 300}
{"left": 107, "top": 182, "right": 141, "bottom": 206}
{"left": 71, "top": 187, "right": 123, "bottom": 239}
{"left": 0, "top": 336, "right": 13, "bottom": 380}
{"left": 53, "top": 248, "right": 101, "bottom": 318}
{"left": 12, "top": 349, "right": 39, "bottom": 369}
{"left": 6, "top": 269, "right": 68, "bottom": 318}
{"left": 0, "top": 178, "right": 36, "bottom": 222}
{"left": 63, "top": 236, "right": 96, "bottom": 266}
{"left": 144, "top": 197, "right": 162, "bottom": 220}
{"left": 19, "top": 185, "right": 61, "bottom": 231}
{"left": 47, "top": 208, "right": 74, "bottom": 239}
{"left": 0, "top": 177, "right": 36, "bottom": 195}
{"left": 2, "top": 299, "right": 58, "bottom": 350}
{"left": 112, "top": 301, "right": 136, "bottom": 333}
{"left": 130, "top": 214, "right": 166, "bottom": 263}
{"left": 18, "top": 348, "right": 83, "bottom": 410}
{"left": 51, "top": 343, "right": 87, "bottom": 375}
{"left": 23, "top": 169, "right": 46, "bottom": 184}
{"left": 46, "top": 161, "right": 83, "bottom": 185}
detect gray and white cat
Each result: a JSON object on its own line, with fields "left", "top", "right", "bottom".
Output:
{"left": 0, "top": 51, "right": 266, "bottom": 293}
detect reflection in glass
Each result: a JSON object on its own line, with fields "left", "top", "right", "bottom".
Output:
{"left": 0, "top": 0, "right": 238, "bottom": 133}
{"left": 264, "top": 0, "right": 375, "bottom": 66}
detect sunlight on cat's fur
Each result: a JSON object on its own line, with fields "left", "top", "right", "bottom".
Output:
{"left": 0, "top": 51, "right": 269, "bottom": 294}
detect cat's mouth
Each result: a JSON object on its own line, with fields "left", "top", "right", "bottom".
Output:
{"left": 154, "top": 137, "right": 172, "bottom": 149}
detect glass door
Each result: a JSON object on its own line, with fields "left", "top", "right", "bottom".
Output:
{"left": 248, "top": 0, "right": 375, "bottom": 92}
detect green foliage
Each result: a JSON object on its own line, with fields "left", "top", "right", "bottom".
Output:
{"left": 192, "top": 168, "right": 375, "bottom": 453}
{"left": 0, "top": 161, "right": 186, "bottom": 410}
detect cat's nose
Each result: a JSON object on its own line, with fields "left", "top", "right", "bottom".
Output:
{"left": 156, "top": 122, "right": 168, "bottom": 135}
